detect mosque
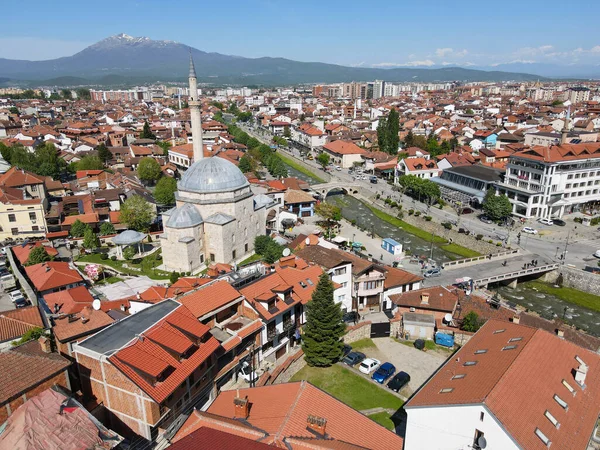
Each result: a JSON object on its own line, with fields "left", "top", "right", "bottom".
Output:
{"left": 160, "top": 57, "right": 270, "bottom": 273}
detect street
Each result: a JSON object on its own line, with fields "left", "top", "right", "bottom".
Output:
{"left": 239, "top": 123, "right": 600, "bottom": 269}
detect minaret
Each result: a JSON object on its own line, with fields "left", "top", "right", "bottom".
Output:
{"left": 560, "top": 104, "right": 571, "bottom": 145}
{"left": 188, "top": 54, "right": 204, "bottom": 161}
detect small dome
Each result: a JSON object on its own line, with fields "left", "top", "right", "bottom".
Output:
{"left": 178, "top": 157, "right": 249, "bottom": 194}
{"left": 166, "top": 203, "right": 203, "bottom": 228}
{"left": 113, "top": 229, "right": 146, "bottom": 245}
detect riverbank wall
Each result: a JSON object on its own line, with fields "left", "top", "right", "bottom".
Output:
{"left": 544, "top": 266, "right": 600, "bottom": 296}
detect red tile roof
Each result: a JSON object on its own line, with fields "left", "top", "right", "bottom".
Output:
{"left": 25, "top": 262, "right": 83, "bottom": 292}
{"left": 390, "top": 286, "right": 458, "bottom": 313}
{"left": 0, "top": 306, "right": 44, "bottom": 343}
{"left": 178, "top": 280, "right": 242, "bottom": 319}
{"left": 323, "top": 140, "right": 366, "bottom": 155}
{"left": 515, "top": 142, "right": 600, "bottom": 163}
{"left": 170, "top": 427, "right": 273, "bottom": 450}
{"left": 43, "top": 286, "right": 95, "bottom": 314}
{"left": 407, "top": 319, "right": 600, "bottom": 450}
{"left": 11, "top": 242, "right": 59, "bottom": 265}
{"left": 0, "top": 167, "right": 45, "bottom": 188}
{"left": 109, "top": 305, "right": 220, "bottom": 403}
{"left": 0, "top": 340, "right": 70, "bottom": 404}
{"left": 52, "top": 307, "right": 114, "bottom": 343}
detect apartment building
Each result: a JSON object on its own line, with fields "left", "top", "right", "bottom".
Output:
{"left": 497, "top": 143, "right": 600, "bottom": 218}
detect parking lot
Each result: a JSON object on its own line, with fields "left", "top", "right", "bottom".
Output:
{"left": 346, "top": 337, "right": 449, "bottom": 398}
{"left": 0, "top": 290, "right": 15, "bottom": 311}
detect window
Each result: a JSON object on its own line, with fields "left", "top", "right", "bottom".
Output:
{"left": 509, "top": 337, "right": 523, "bottom": 342}
{"left": 480, "top": 412, "right": 485, "bottom": 422}
{"left": 474, "top": 349, "right": 488, "bottom": 354}
{"left": 200, "top": 254, "right": 204, "bottom": 264}
{"left": 502, "top": 345, "right": 518, "bottom": 351}
{"left": 11, "top": 228, "right": 18, "bottom": 236}
{"left": 245, "top": 243, "right": 249, "bottom": 252}
{"left": 210, "top": 253, "right": 215, "bottom": 262}
{"left": 341, "top": 282, "right": 348, "bottom": 288}
{"left": 493, "top": 329, "right": 505, "bottom": 334}
{"left": 535, "top": 428, "right": 551, "bottom": 446}
{"left": 545, "top": 410, "right": 559, "bottom": 428}
{"left": 464, "top": 361, "right": 477, "bottom": 366}
{"left": 554, "top": 394, "right": 568, "bottom": 410}
{"left": 32, "top": 226, "right": 39, "bottom": 231}
{"left": 562, "top": 379, "right": 575, "bottom": 394}
{"left": 334, "top": 267, "right": 347, "bottom": 276}
{"left": 29, "top": 212, "right": 36, "bottom": 221}
{"left": 363, "top": 281, "right": 377, "bottom": 290}
{"left": 439, "top": 388, "right": 453, "bottom": 393}
{"left": 452, "top": 374, "right": 466, "bottom": 379}
{"left": 8, "top": 214, "right": 16, "bottom": 222}
{"left": 338, "top": 294, "right": 346, "bottom": 301}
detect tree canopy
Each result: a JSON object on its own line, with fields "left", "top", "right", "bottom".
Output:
{"left": 377, "top": 108, "right": 400, "bottom": 154}
{"left": 96, "top": 143, "right": 112, "bottom": 163}
{"left": 302, "top": 273, "right": 345, "bottom": 367}
{"left": 119, "top": 195, "right": 154, "bottom": 231}
{"left": 316, "top": 153, "right": 330, "bottom": 169}
{"left": 76, "top": 155, "right": 105, "bottom": 171}
{"left": 26, "top": 246, "right": 53, "bottom": 266}
{"left": 238, "top": 154, "right": 253, "bottom": 173}
{"left": 99, "top": 222, "right": 116, "bottom": 236}
{"left": 315, "top": 203, "right": 342, "bottom": 238}
{"left": 398, "top": 175, "right": 441, "bottom": 203}
{"left": 0, "top": 142, "right": 66, "bottom": 179}
{"left": 83, "top": 228, "right": 100, "bottom": 250}
{"left": 461, "top": 311, "right": 482, "bottom": 332}
{"left": 254, "top": 235, "right": 283, "bottom": 264}
{"left": 70, "top": 219, "right": 90, "bottom": 238}
{"left": 153, "top": 176, "right": 177, "bottom": 205}
{"left": 137, "top": 157, "right": 162, "bottom": 184}
{"left": 482, "top": 188, "right": 512, "bottom": 221}
{"left": 140, "top": 121, "right": 156, "bottom": 140}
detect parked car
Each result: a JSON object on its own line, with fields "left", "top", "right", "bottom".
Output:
{"left": 372, "top": 362, "right": 396, "bottom": 383}
{"left": 359, "top": 358, "right": 381, "bottom": 375}
{"left": 538, "top": 218, "right": 554, "bottom": 226}
{"left": 343, "top": 311, "right": 358, "bottom": 323}
{"left": 551, "top": 218, "right": 566, "bottom": 226}
{"left": 8, "top": 290, "right": 24, "bottom": 303}
{"left": 238, "top": 361, "right": 258, "bottom": 383}
{"left": 343, "top": 351, "right": 366, "bottom": 366}
{"left": 522, "top": 227, "right": 538, "bottom": 235}
{"left": 424, "top": 268, "right": 442, "bottom": 278}
{"left": 342, "top": 344, "right": 352, "bottom": 357}
{"left": 387, "top": 371, "right": 411, "bottom": 392}
{"left": 479, "top": 215, "right": 493, "bottom": 224}
{"left": 0, "top": 247, "right": 6, "bottom": 255}
{"left": 370, "top": 176, "right": 378, "bottom": 184}
{"left": 334, "top": 165, "right": 342, "bottom": 171}
{"left": 15, "top": 297, "right": 29, "bottom": 308}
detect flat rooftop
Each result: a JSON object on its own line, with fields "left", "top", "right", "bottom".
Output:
{"left": 77, "top": 299, "right": 179, "bottom": 356}
{"left": 444, "top": 164, "right": 504, "bottom": 182}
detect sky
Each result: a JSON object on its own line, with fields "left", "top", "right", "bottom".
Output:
{"left": 1, "top": 0, "right": 600, "bottom": 68}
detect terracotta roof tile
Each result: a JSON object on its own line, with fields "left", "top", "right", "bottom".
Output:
{"left": 52, "top": 307, "right": 114, "bottom": 343}
{"left": 178, "top": 280, "right": 242, "bottom": 319}
{"left": 390, "top": 286, "right": 458, "bottom": 313}
{"left": 25, "top": 262, "right": 83, "bottom": 292}
{"left": 0, "top": 306, "right": 44, "bottom": 343}
{"left": 11, "top": 242, "right": 59, "bottom": 265}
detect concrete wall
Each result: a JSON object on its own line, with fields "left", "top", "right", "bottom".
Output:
{"left": 343, "top": 322, "right": 371, "bottom": 343}
{"left": 545, "top": 266, "right": 600, "bottom": 296}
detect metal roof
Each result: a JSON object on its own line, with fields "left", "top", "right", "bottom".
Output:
{"left": 178, "top": 157, "right": 249, "bottom": 194}
{"left": 112, "top": 229, "right": 146, "bottom": 245}
{"left": 166, "top": 203, "right": 203, "bottom": 229}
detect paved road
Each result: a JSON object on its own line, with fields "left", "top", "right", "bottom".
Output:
{"left": 239, "top": 123, "right": 600, "bottom": 269}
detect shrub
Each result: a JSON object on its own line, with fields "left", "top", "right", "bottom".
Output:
{"left": 147, "top": 235, "right": 152, "bottom": 243}
{"left": 437, "top": 204, "right": 443, "bottom": 209}
{"left": 375, "top": 194, "right": 380, "bottom": 200}
{"left": 496, "top": 242, "right": 502, "bottom": 247}
{"left": 100, "top": 253, "right": 109, "bottom": 260}
{"left": 476, "top": 234, "right": 483, "bottom": 240}
{"left": 397, "top": 211, "right": 404, "bottom": 219}
{"left": 390, "top": 201, "right": 398, "bottom": 208}
{"left": 384, "top": 198, "right": 392, "bottom": 205}
{"left": 110, "top": 255, "right": 117, "bottom": 261}
{"left": 461, "top": 311, "right": 482, "bottom": 332}
{"left": 574, "top": 217, "right": 583, "bottom": 224}
{"left": 414, "top": 211, "right": 421, "bottom": 217}
{"left": 424, "top": 216, "right": 432, "bottom": 221}
{"left": 408, "top": 209, "right": 414, "bottom": 215}
{"left": 488, "top": 240, "right": 493, "bottom": 244}
{"left": 591, "top": 217, "right": 600, "bottom": 226}
{"left": 442, "top": 222, "right": 452, "bottom": 230}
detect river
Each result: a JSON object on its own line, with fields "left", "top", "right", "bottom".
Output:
{"left": 284, "top": 162, "right": 600, "bottom": 338}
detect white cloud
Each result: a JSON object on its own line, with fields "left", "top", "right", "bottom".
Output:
{"left": 372, "top": 60, "right": 435, "bottom": 67}
{"left": 591, "top": 46, "right": 600, "bottom": 53}
{"left": 351, "top": 61, "right": 366, "bottom": 67}
{"left": 0, "top": 37, "right": 91, "bottom": 60}
{"left": 435, "top": 48, "right": 453, "bottom": 57}
{"left": 490, "top": 59, "right": 536, "bottom": 66}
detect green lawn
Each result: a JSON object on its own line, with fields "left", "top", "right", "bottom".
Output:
{"left": 96, "top": 276, "right": 124, "bottom": 285}
{"left": 290, "top": 364, "right": 404, "bottom": 412}
{"left": 524, "top": 280, "right": 600, "bottom": 313}
{"left": 278, "top": 153, "right": 326, "bottom": 183}
{"left": 440, "top": 243, "right": 482, "bottom": 258}
{"left": 368, "top": 412, "right": 396, "bottom": 430}
{"left": 349, "top": 338, "right": 376, "bottom": 351}
{"left": 77, "top": 251, "right": 171, "bottom": 280}
{"left": 239, "top": 253, "right": 263, "bottom": 265}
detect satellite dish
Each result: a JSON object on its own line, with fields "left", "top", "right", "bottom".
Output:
{"left": 477, "top": 436, "right": 487, "bottom": 449}
{"left": 92, "top": 299, "right": 101, "bottom": 311}
{"left": 444, "top": 313, "right": 453, "bottom": 323}
{"left": 305, "top": 238, "right": 311, "bottom": 246}
{"left": 282, "top": 248, "right": 291, "bottom": 257}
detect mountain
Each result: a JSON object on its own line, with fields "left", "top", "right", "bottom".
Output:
{"left": 0, "top": 33, "right": 546, "bottom": 86}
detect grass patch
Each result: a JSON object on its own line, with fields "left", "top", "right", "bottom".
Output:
{"left": 368, "top": 412, "right": 396, "bottom": 430}
{"left": 440, "top": 243, "right": 481, "bottom": 258}
{"left": 95, "top": 276, "right": 124, "bottom": 285}
{"left": 524, "top": 280, "right": 600, "bottom": 313}
{"left": 239, "top": 253, "right": 262, "bottom": 265}
{"left": 349, "top": 338, "right": 376, "bottom": 351}
{"left": 359, "top": 200, "right": 446, "bottom": 244}
{"left": 77, "top": 251, "right": 171, "bottom": 280}
{"left": 290, "top": 364, "right": 404, "bottom": 411}
{"left": 278, "top": 153, "right": 326, "bottom": 183}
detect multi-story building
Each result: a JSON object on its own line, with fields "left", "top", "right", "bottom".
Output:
{"left": 567, "top": 86, "right": 591, "bottom": 104}
{"left": 497, "top": 143, "right": 600, "bottom": 218}
{"left": 373, "top": 80, "right": 385, "bottom": 99}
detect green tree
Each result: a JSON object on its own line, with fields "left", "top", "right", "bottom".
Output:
{"left": 99, "top": 222, "right": 116, "bottom": 236}
{"left": 8, "top": 106, "right": 19, "bottom": 115}
{"left": 253, "top": 235, "right": 283, "bottom": 263}
{"left": 466, "top": 108, "right": 474, "bottom": 115}
{"left": 96, "top": 143, "right": 112, "bottom": 163}
{"left": 386, "top": 108, "right": 400, "bottom": 154}
{"left": 140, "top": 120, "right": 156, "bottom": 140}
{"left": 26, "top": 246, "right": 53, "bottom": 266}
{"left": 76, "top": 88, "right": 91, "bottom": 100}
{"left": 76, "top": 155, "right": 104, "bottom": 171}
{"left": 377, "top": 116, "right": 388, "bottom": 152}
{"left": 156, "top": 140, "right": 171, "bottom": 157}
{"left": 34, "top": 142, "right": 65, "bottom": 178}
{"left": 123, "top": 246, "right": 136, "bottom": 260}
{"left": 316, "top": 153, "right": 330, "bottom": 169}
{"left": 246, "top": 137, "right": 260, "bottom": 149}
{"left": 120, "top": 195, "right": 154, "bottom": 231}
{"left": 461, "top": 311, "right": 482, "bottom": 332}
{"left": 154, "top": 176, "right": 177, "bottom": 205}
{"left": 12, "top": 327, "right": 44, "bottom": 346}
{"left": 302, "top": 272, "right": 345, "bottom": 367}
{"left": 482, "top": 188, "right": 512, "bottom": 221}
{"left": 61, "top": 89, "right": 73, "bottom": 100}
{"left": 283, "top": 126, "right": 291, "bottom": 138}
{"left": 83, "top": 228, "right": 100, "bottom": 250}
{"left": 238, "top": 154, "right": 253, "bottom": 173}
{"left": 254, "top": 235, "right": 272, "bottom": 256}
{"left": 169, "top": 271, "right": 181, "bottom": 284}
{"left": 70, "top": 219, "right": 90, "bottom": 238}
{"left": 403, "top": 130, "right": 415, "bottom": 148}
{"left": 315, "top": 203, "right": 342, "bottom": 238}
{"left": 137, "top": 157, "right": 162, "bottom": 184}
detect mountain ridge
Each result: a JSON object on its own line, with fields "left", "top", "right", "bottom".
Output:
{"left": 0, "top": 33, "right": 548, "bottom": 86}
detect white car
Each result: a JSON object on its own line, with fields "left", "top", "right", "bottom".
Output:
{"left": 522, "top": 227, "right": 538, "bottom": 235}
{"left": 359, "top": 358, "right": 381, "bottom": 375}
{"left": 593, "top": 250, "right": 600, "bottom": 258}
{"left": 538, "top": 218, "right": 553, "bottom": 226}
{"left": 334, "top": 165, "right": 342, "bottom": 171}
{"left": 238, "top": 361, "right": 258, "bottom": 383}
{"left": 8, "top": 290, "right": 24, "bottom": 303}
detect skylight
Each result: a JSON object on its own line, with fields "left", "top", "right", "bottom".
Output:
{"left": 464, "top": 361, "right": 477, "bottom": 366}
{"left": 535, "top": 428, "right": 551, "bottom": 446}
{"left": 502, "top": 345, "right": 517, "bottom": 351}
{"left": 474, "top": 349, "right": 488, "bottom": 354}
{"left": 306, "top": 278, "right": 314, "bottom": 286}
{"left": 509, "top": 337, "right": 523, "bottom": 342}
{"left": 544, "top": 410, "right": 559, "bottom": 428}
{"left": 493, "top": 329, "right": 506, "bottom": 334}
{"left": 440, "top": 388, "right": 454, "bottom": 393}
{"left": 562, "top": 379, "right": 575, "bottom": 394}
{"left": 554, "top": 394, "right": 568, "bottom": 410}
{"left": 452, "top": 374, "right": 466, "bottom": 380}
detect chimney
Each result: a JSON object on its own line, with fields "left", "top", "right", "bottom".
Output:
{"left": 307, "top": 414, "right": 327, "bottom": 436}
{"left": 512, "top": 315, "right": 520, "bottom": 325}
{"left": 38, "top": 336, "right": 51, "bottom": 353}
{"left": 420, "top": 292, "right": 430, "bottom": 305}
{"left": 233, "top": 393, "right": 250, "bottom": 419}
{"left": 575, "top": 362, "right": 588, "bottom": 386}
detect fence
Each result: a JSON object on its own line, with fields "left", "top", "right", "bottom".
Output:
{"left": 442, "top": 249, "right": 520, "bottom": 269}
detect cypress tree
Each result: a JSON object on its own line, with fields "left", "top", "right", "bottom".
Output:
{"left": 302, "top": 273, "right": 346, "bottom": 367}
{"left": 387, "top": 108, "right": 400, "bottom": 154}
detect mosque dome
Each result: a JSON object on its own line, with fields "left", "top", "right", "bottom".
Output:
{"left": 166, "top": 203, "right": 203, "bottom": 228}
{"left": 178, "top": 157, "right": 249, "bottom": 194}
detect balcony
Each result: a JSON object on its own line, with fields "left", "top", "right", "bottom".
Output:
{"left": 267, "top": 327, "right": 277, "bottom": 341}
